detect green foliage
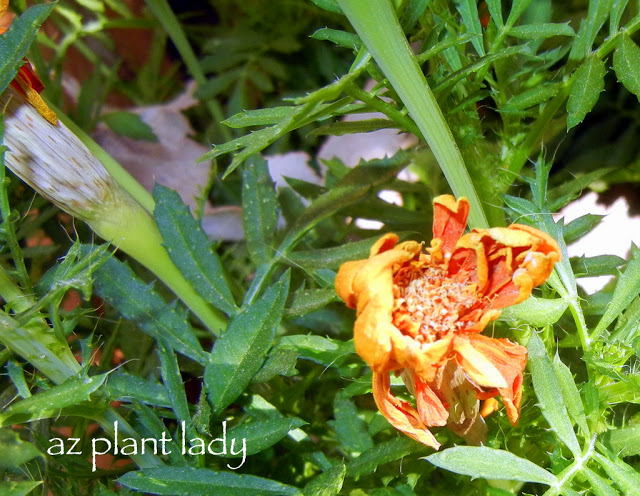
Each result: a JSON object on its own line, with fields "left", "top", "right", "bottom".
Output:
{"left": 4, "top": 0, "right": 640, "bottom": 494}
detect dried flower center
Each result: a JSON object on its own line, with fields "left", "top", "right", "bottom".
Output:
{"left": 395, "top": 265, "right": 477, "bottom": 341}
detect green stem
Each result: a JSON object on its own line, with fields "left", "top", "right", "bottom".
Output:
{"left": 336, "top": 0, "right": 488, "bottom": 229}
{"left": 144, "top": 0, "right": 230, "bottom": 141}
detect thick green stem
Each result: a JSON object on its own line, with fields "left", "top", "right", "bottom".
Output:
{"left": 336, "top": 0, "right": 488, "bottom": 228}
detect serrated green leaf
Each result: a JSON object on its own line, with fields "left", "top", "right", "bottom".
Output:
{"left": 611, "top": 296, "right": 640, "bottom": 343}
{"left": 563, "top": 214, "right": 604, "bottom": 244}
{"left": 571, "top": 254, "right": 626, "bottom": 277}
{"left": 347, "top": 437, "right": 427, "bottom": 478}
{"left": 485, "top": 0, "right": 503, "bottom": 28}
{"left": 552, "top": 353, "right": 590, "bottom": 436}
{"left": 607, "top": 423, "right": 640, "bottom": 457}
{"left": 500, "top": 296, "right": 567, "bottom": 326}
{"left": 614, "top": 34, "right": 640, "bottom": 101}
{"left": 251, "top": 346, "right": 298, "bottom": 383}
{"left": 331, "top": 394, "right": 373, "bottom": 453}
{"left": 205, "top": 272, "right": 290, "bottom": 415}
{"left": 567, "top": 57, "right": 606, "bottom": 129}
{"left": 104, "top": 370, "right": 171, "bottom": 407}
{"left": 501, "top": 83, "right": 561, "bottom": 112}
{"left": 0, "top": 429, "right": 43, "bottom": 468}
{"left": 570, "top": 0, "right": 614, "bottom": 61}
{"left": 425, "top": 446, "right": 558, "bottom": 485}
{"left": 0, "top": 3, "right": 55, "bottom": 95}
{"left": 582, "top": 467, "right": 620, "bottom": 496}
{"left": 288, "top": 237, "right": 377, "bottom": 270}
{"left": 286, "top": 288, "right": 339, "bottom": 318}
{"left": 593, "top": 245, "right": 640, "bottom": 338}
{"left": 310, "top": 118, "right": 398, "bottom": 137}
{"left": 242, "top": 155, "right": 278, "bottom": 265}
{"left": 90, "top": 254, "right": 207, "bottom": 364}
{"left": 117, "top": 466, "right": 301, "bottom": 496}
{"left": 311, "top": 28, "right": 361, "bottom": 50}
{"left": 0, "top": 373, "right": 106, "bottom": 426}
{"left": 226, "top": 416, "right": 307, "bottom": 457}
{"left": 101, "top": 111, "right": 158, "bottom": 142}
{"left": 278, "top": 335, "right": 353, "bottom": 367}
{"left": 222, "top": 106, "right": 297, "bottom": 128}
{"left": 303, "top": 464, "right": 346, "bottom": 496}
{"left": 508, "top": 22, "right": 575, "bottom": 39}
{"left": 0, "top": 480, "right": 43, "bottom": 496}
{"left": 595, "top": 453, "right": 640, "bottom": 496}
{"left": 455, "top": 0, "right": 485, "bottom": 56}
{"left": 153, "top": 184, "right": 237, "bottom": 315}
{"left": 528, "top": 332, "right": 581, "bottom": 456}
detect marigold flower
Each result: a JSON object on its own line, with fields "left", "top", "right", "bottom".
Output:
{"left": 0, "top": 0, "right": 58, "bottom": 125}
{"left": 335, "top": 195, "right": 561, "bottom": 449}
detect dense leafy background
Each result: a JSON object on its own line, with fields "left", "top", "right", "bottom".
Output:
{"left": 2, "top": 0, "right": 640, "bottom": 495}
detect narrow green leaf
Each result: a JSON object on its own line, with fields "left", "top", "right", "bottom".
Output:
{"left": 500, "top": 296, "right": 567, "bottom": 326}
{"left": 607, "top": 423, "right": 640, "bottom": 457}
{"left": 571, "top": 254, "right": 626, "bottom": 277}
{"left": 0, "top": 429, "right": 42, "bottom": 468}
{"left": 303, "top": 464, "right": 346, "bottom": 496}
{"left": 0, "top": 480, "right": 43, "bottom": 496}
{"left": 485, "top": 0, "right": 504, "bottom": 28}
{"left": 347, "top": 437, "right": 427, "bottom": 478}
{"left": 571, "top": 0, "right": 614, "bottom": 61}
{"left": 501, "top": 83, "right": 561, "bottom": 112}
{"left": 157, "top": 339, "right": 192, "bottom": 428}
{"left": 611, "top": 296, "right": 640, "bottom": 343}
{"left": 226, "top": 416, "right": 307, "bottom": 456}
{"left": 508, "top": 22, "right": 575, "bottom": 39}
{"left": 105, "top": 370, "right": 171, "bottom": 407}
{"left": 117, "top": 466, "right": 301, "bottom": 496}
{"left": 309, "top": 118, "right": 398, "bottom": 136}
{"left": 610, "top": 0, "right": 629, "bottom": 33}
{"left": 567, "top": 57, "right": 606, "bottom": 129}
{"left": 205, "top": 272, "right": 290, "bottom": 415}
{"left": 582, "top": 467, "right": 620, "bottom": 496}
{"left": 311, "top": 28, "right": 361, "bottom": 50}
{"left": 242, "top": 155, "right": 278, "bottom": 266}
{"left": 425, "top": 446, "right": 557, "bottom": 485}
{"left": 309, "top": 0, "right": 343, "bottom": 14}
{"left": 595, "top": 453, "right": 640, "bottom": 496}
{"left": 0, "top": 374, "right": 106, "bottom": 426}
{"left": 90, "top": 254, "right": 207, "bottom": 364}
{"left": 505, "top": 0, "right": 534, "bottom": 26}
{"left": 528, "top": 332, "right": 581, "bottom": 456}
{"left": 563, "top": 214, "right": 604, "bottom": 244}
{"left": 222, "top": 106, "right": 297, "bottom": 128}
{"left": 0, "top": 3, "right": 56, "bottom": 95}
{"left": 593, "top": 245, "right": 640, "bottom": 339}
{"left": 331, "top": 394, "right": 373, "bottom": 453}
{"left": 278, "top": 335, "right": 353, "bottom": 367}
{"left": 286, "top": 288, "right": 339, "bottom": 318}
{"left": 101, "top": 111, "right": 158, "bottom": 142}
{"left": 552, "top": 353, "right": 590, "bottom": 436}
{"left": 288, "top": 237, "right": 377, "bottom": 270}
{"left": 613, "top": 34, "right": 640, "bottom": 100}
{"left": 153, "top": 184, "right": 237, "bottom": 315}
{"left": 455, "top": 0, "right": 485, "bottom": 56}
{"left": 6, "top": 361, "right": 30, "bottom": 398}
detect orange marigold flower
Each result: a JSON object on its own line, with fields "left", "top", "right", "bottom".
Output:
{"left": 0, "top": 0, "right": 58, "bottom": 125}
{"left": 335, "top": 195, "right": 561, "bottom": 449}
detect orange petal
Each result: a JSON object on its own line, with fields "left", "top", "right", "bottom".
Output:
{"left": 432, "top": 195, "right": 470, "bottom": 255}
{"left": 412, "top": 373, "right": 448, "bottom": 427}
{"left": 453, "top": 335, "right": 507, "bottom": 388}
{"left": 373, "top": 372, "right": 440, "bottom": 449}
{"left": 463, "top": 335, "right": 527, "bottom": 425}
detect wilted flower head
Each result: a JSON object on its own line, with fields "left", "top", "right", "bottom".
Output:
{"left": 1, "top": 87, "right": 138, "bottom": 228}
{"left": 335, "top": 195, "right": 561, "bottom": 449}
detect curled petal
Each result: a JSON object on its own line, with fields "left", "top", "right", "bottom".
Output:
{"left": 453, "top": 336, "right": 508, "bottom": 388}
{"left": 373, "top": 372, "right": 440, "bottom": 449}
{"left": 432, "top": 195, "right": 470, "bottom": 255}
{"left": 463, "top": 335, "right": 527, "bottom": 425}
